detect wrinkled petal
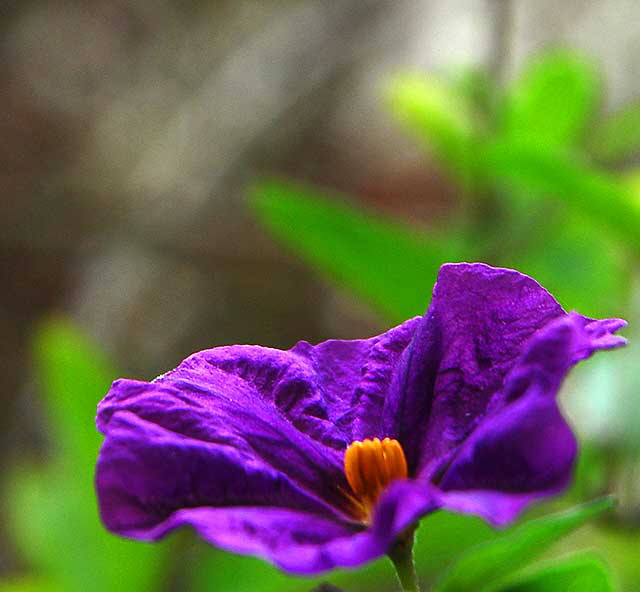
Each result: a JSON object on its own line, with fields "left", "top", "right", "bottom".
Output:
{"left": 491, "top": 313, "right": 626, "bottom": 411}
{"left": 435, "top": 490, "right": 546, "bottom": 528}
{"left": 131, "top": 507, "right": 363, "bottom": 574}
{"left": 109, "top": 479, "right": 438, "bottom": 574}
{"left": 437, "top": 395, "right": 575, "bottom": 525}
{"left": 290, "top": 318, "right": 421, "bottom": 441}
{"left": 97, "top": 320, "right": 420, "bottom": 531}
{"left": 99, "top": 363, "right": 353, "bottom": 515}
{"left": 97, "top": 411, "right": 347, "bottom": 533}
{"left": 434, "top": 312, "right": 626, "bottom": 523}
{"left": 383, "top": 262, "right": 566, "bottom": 473}
{"left": 572, "top": 317, "right": 627, "bottom": 359}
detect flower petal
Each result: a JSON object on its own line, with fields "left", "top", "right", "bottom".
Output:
{"left": 99, "top": 358, "right": 356, "bottom": 514}
{"left": 97, "top": 392, "right": 441, "bottom": 573}
{"left": 96, "top": 321, "right": 420, "bottom": 530}
{"left": 383, "top": 262, "right": 567, "bottom": 473}
{"left": 106, "top": 479, "right": 438, "bottom": 574}
{"left": 434, "top": 312, "right": 625, "bottom": 524}
{"left": 436, "top": 395, "right": 576, "bottom": 525}
{"left": 96, "top": 411, "right": 347, "bottom": 533}
{"left": 132, "top": 507, "right": 364, "bottom": 574}
{"left": 291, "top": 317, "right": 421, "bottom": 441}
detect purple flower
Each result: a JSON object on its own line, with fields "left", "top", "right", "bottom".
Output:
{"left": 95, "top": 263, "right": 626, "bottom": 574}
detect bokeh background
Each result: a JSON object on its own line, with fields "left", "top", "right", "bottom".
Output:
{"left": 2, "top": 1, "right": 640, "bottom": 591}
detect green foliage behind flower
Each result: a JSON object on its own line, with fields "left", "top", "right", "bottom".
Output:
{"left": 4, "top": 320, "right": 167, "bottom": 592}
{"left": 253, "top": 50, "right": 640, "bottom": 320}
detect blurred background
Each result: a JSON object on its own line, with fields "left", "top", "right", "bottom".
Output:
{"left": 1, "top": 1, "right": 640, "bottom": 591}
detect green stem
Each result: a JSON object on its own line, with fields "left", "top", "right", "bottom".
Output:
{"left": 388, "top": 528, "right": 421, "bottom": 592}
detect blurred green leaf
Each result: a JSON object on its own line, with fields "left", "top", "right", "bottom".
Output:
{"left": 412, "top": 510, "right": 498, "bottom": 590}
{"left": 485, "top": 141, "right": 640, "bottom": 251}
{"left": 5, "top": 319, "right": 165, "bottom": 592}
{"left": 33, "top": 319, "right": 114, "bottom": 466}
{"left": 501, "top": 51, "right": 599, "bottom": 149}
{"left": 189, "top": 546, "right": 316, "bottom": 592}
{"left": 622, "top": 168, "right": 640, "bottom": 201}
{"left": 0, "top": 578, "right": 60, "bottom": 592}
{"left": 434, "top": 498, "right": 614, "bottom": 592}
{"left": 388, "top": 74, "right": 477, "bottom": 188}
{"left": 251, "top": 180, "right": 460, "bottom": 322}
{"left": 500, "top": 209, "right": 628, "bottom": 317}
{"left": 498, "top": 553, "right": 613, "bottom": 592}
{"left": 589, "top": 102, "right": 640, "bottom": 162}
{"left": 451, "top": 67, "right": 499, "bottom": 125}
{"left": 586, "top": 527, "right": 640, "bottom": 591}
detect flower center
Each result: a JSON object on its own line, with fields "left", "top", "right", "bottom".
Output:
{"left": 344, "top": 437, "right": 408, "bottom": 521}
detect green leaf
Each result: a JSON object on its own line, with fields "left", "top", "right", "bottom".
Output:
{"left": 501, "top": 51, "right": 599, "bottom": 149}
{"left": 388, "top": 74, "right": 477, "bottom": 188}
{"left": 623, "top": 168, "right": 640, "bottom": 193}
{"left": 589, "top": 101, "right": 640, "bottom": 162}
{"left": 485, "top": 140, "right": 640, "bottom": 251}
{"left": 5, "top": 319, "right": 165, "bottom": 592}
{"left": 435, "top": 498, "right": 614, "bottom": 592}
{"left": 32, "top": 319, "right": 115, "bottom": 466}
{"left": 413, "top": 510, "right": 497, "bottom": 582}
{"left": 498, "top": 553, "right": 613, "bottom": 592}
{"left": 451, "top": 66, "right": 499, "bottom": 124}
{"left": 251, "top": 180, "right": 459, "bottom": 322}
{"left": 586, "top": 528, "right": 640, "bottom": 591}
{"left": 500, "top": 209, "right": 628, "bottom": 317}
{"left": 188, "top": 546, "right": 312, "bottom": 592}
{"left": 0, "top": 578, "right": 61, "bottom": 592}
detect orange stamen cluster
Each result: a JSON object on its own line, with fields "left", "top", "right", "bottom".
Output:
{"left": 344, "top": 437, "right": 408, "bottom": 522}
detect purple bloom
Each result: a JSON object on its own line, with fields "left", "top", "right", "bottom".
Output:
{"left": 95, "top": 263, "right": 626, "bottom": 574}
